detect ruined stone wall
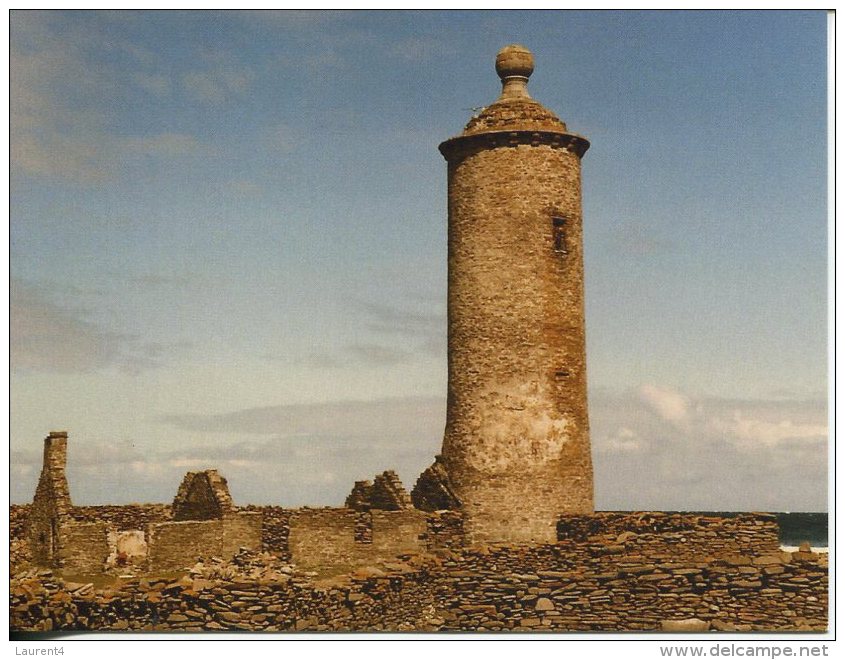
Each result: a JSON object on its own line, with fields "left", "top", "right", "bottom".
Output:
{"left": 69, "top": 504, "right": 172, "bottom": 529}
{"left": 251, "top": 506, "right": 459, "bottom": 562}
{"left": 427, "top": 542, "right": 827, "bottom": 632}
{"left": 172, "top": 470, "right": 234, "bottom": 521}
{"left": 557, "top": 512, "right": 782, "bottom": 558}
{"left": 10, "top": 542, "right": 827, "bottom": 633}
{"left": 28, "top": 432, "right": 73, "bottom": 567}
{"left": 12, "top": 504, "right": 172, "bottom": 573}
{"left": 424, "top": 510, "right": 466, "bottom": 551}
{"left": 10, "top": 562, "right": 439, "bottom": 632}
{"left": 288, "top": 508, "right": 434, "bottom": 570}
{"left": 9, "top": 508, "right": 827, "bottom": 632}
{"left": 12, "top": 505, "right": 786, "bottom": 579}
{"left": 287, "top": 509, "right": 363, "bottom": 569}
{"left": 15, "top": 504, "right": 268, "bottom": 574}
{"left": 243, "top": 505, "right": 292, "bottom": 559}
{"left": 146, "top": 520, "right": 225, "bottom": 572}
{"left": 10, "top": 505, "right": 32, "bottom": 571}
{"left": 369, "top": 471, "right": 414, "bottom": 510}
{"left": 11, "top": 504, "right": 30, "bottom": 538}
{"left": 145, "top": 514, "right": 263, "bottom": 573}
{"left": 221, "top": 513, "right": 263, "bottom": 557}
{"left": 440, "top": 142, "right": 593, "bottom": 545}
{"left": 58, "top": 522, "right": 110, "bottom": 574}
{"left": 371, "top": 510, "right": 428, "bottom": 557}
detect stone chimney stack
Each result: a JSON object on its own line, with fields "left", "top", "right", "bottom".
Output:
{"left": 428, "top": 45, "right": 594, "bottom": 543}
{"left": 29, "top": 431, "right": 72, "bottom": 565}
{"left": 38, "top": 431, "right": 71, "bottom": 512}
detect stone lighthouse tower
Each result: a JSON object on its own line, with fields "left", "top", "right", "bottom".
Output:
{"left": 415, "top": 45, "right": 593, "bottom": 543}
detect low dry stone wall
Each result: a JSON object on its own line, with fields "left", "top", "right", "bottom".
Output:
{"left": 11, "top": 505, "right": 32, "bottom": 571}
{"left": 557, "top": 512, "right": 781, "bottom": 554}
{"left": 429, "top": 541, "right": 827, "bottom": 631}
{"left": 9, "top": 508, "right": 827, "bottom": 632}
{"left": 10, "top": 543, "right": 827, "bottom": 632}
{"left": 11, "top": 504, "right": 30, "bottom": 538}
{"left": 10, "top": 551, "right": 438, "bottom": 632}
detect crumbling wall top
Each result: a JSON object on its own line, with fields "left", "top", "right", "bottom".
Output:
{"left": 172, "top": 469, "right": 235, "bottom": 521}
{"left": 344, "top": 471, "right": 413, "bottom": 511}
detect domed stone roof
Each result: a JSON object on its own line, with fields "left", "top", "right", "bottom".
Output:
{"left": 462, "top": 98, "right": 567, "bottom": 135}
{"left": 439, "top": 45, "right": 589, "bottom": 162}
{"left": 461, "top": 44, "right": 568, "bottom": 136}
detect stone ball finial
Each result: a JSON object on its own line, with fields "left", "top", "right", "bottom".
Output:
{"left": 495, "top": 44, "right": 534, "bottom": 81}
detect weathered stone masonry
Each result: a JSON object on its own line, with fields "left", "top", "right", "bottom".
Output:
{"left": 24, "top": 433, "right": 262, "bottom": 574}
{"left": 420, "top": 45, "right": 594, "bottom": 545}
{"left": 28, "top": 432, "right": 109, "bottom": 574}
{"left": 10, "top": 512, "right": 827, "bottom": 632}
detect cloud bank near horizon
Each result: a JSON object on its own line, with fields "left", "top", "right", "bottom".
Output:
{"left": 10, "top": 386, "right": 827, "bottom": 512}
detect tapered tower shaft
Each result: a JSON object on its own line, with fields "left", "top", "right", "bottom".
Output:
{"left": 437, "top": 45, "right": 594, "bottom": 543}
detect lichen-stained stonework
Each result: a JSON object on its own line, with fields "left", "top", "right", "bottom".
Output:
{"left": 436, "top": 45, "right": 593, "bottom": 543}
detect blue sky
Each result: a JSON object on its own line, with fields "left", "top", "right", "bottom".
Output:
{"left": 10, "top": 10, "right": 828, "bottom": 510}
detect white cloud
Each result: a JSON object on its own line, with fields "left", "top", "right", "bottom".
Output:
{"left": 638, "top": 383, "right": 690, "bottom": 425}
{"left": 713, "top": 411, "right": 828, "bottom": 450}
{"left": 599, "top": 426, "right": 645, "bottom": 453}
{"left": 11, "top": 279, "right": 126, "bottom": 372}
{"left": 271, "top": 299, "right": 445, "bottom": 370}
{"left": 162, "top": 395, "right": 445, "bottom": 439}
{"left": 592, "top": 387, "right": 827, "bottom": 511}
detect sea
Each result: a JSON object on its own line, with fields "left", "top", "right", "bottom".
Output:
{"left": 773, "top": 512, "right": 828, "bottom": 548}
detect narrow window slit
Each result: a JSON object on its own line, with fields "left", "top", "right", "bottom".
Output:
{"left": 552, "top": 216, "right": 567, "bottom": 255}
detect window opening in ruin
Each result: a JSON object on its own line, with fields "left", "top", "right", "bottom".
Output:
{"left": 552, "top": 216, "right": 567, "bottom": 255}
{"left": 555, "top": 369, "right": 571, "bottom": 379}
